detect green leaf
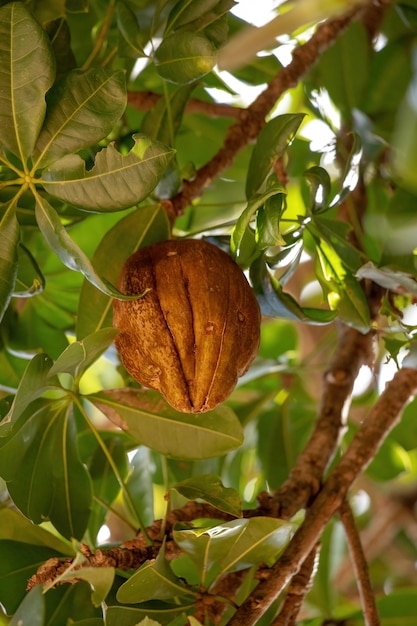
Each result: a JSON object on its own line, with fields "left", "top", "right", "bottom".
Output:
{"left": 58, "top": 567, "right": 115, "bottom": 607}
{"left": 0, "top": 507, "right": 73, "bottom": 554}
{"left": 166, "top": 0, "right": 220, "bottom": 33}
{"left": 13, "top": 244, "right": 44, "bottom": 297}
{"left": 116, "top": 2, "right": 146, "bottom": 57}
{"left": 316, "top": 20, "right": 369, "bottom": 120}
{"left": 117, "top": 544, "right": 194, "bottom": 604}
{"left": 0, "top": 204, "right": 19, "bottom": 322}
{"left": 314, "top": 237, "right": 371, "bottom": 333}
{"left": 141, "top": 85, "right": 195, "bottom": 145}
{"left": 255, "top": 194, "right": 285, "bottom": 248}
{"left": 231, "top": 185, "right": 286, "bottom": 263}
{"left": 250, "top": 255, "right": 336, "bottom": 324}
{"left": 154, "top": 32, "right": 216, "bottom": 84}
{"left": 0, "top": 399, "right": 93, "bottom": 540}
{"left": 0, "top": 539, "right": 60, "bottom": 614}
{"left": 33, "top": 68, "right": 127, "bottom": 169}
{"left": 357, "top": 261, "right": 417, "bottom": 295}
{"left": 78, "top": 431, "right": 129, "bottom": 541}
{"left": 9, "top": 585, "right": 44, "bottom": 626}
{"left": 106, "top": 603, "right": 195, "bottom": 626}
{"left": 312, "top": 217, "right": 363, "bottom": 273}
{"left": 76, "top": 204, "right": 170, "bottom": 339}
{"left": 304, "top": 166, "right": 331, "bottom": 212}
{"left": 90, "top": 388, "right": 244, "bottom": 460}
{"left": 173, "top": 517, "right": 295, "bottom": 586}
{"left": 124, "top": 447, "right": 155, "bottom": 529}
{"left": 41, "top": 134, "right": 175, "bottom": 211}
{"left": 49, "top": 327, "right": 118, "bottom": 380}
{"left": 245, "top": 113, "right": 304, "bottom": 199}
{"left": 35, "top": 196, "right": 145, "bottom": 299}
{"left": 329, "top": 132, "right": 362, "bottom": 208}
{"left": 0, "top": 2, "right": 55, "bottom": 160}
{"left": 0, "top": 353, "right": 57, "bottom": 433}
{"left": 171, "top": 474, "right": 241, "bottom": 517}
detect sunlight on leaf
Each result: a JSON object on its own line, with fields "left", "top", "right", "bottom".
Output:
{"left": 155, "top": 32, "right": 217, "bottom": 84}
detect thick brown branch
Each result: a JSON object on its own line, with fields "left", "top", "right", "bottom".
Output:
{"left": 168, "top": 9, "right": 359, "bottom": 216}
{"left": 271, "top": 543, "right": 320, "bottom": 626}
{"left": 257, "top": 324, "right": 375, "bottom": 520}
{"left": 227, "top": 366, "right": 417, "bottom": 626}
{"left": 339, "top": 500, "right": 380, "bottom": 626}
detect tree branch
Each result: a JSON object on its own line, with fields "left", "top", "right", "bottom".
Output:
{"left": 257, "top": 324, "right": 376, "bottom": 520}
{"left": 167, "top": 8, "right": 360, "bottom": 216}
{"left": 227, "top": 366, "right": 417, "bottom": 626}
{"left": 270, "top": 543, "right": 320, "bottom": 626}
{"left": 339, "top": 499, "right": 381, "bottom": 626}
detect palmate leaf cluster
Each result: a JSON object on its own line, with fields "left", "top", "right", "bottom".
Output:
{"left": 1, "top": 1, "right": 417, "bottom": 625}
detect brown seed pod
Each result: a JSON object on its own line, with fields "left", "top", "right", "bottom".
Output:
{"left": 113, "top": 238, "right": 261, "bottom": 413}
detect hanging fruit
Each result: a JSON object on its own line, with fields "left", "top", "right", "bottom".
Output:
{"left": 113, "top": 238, "right": 261, "bottom": 413}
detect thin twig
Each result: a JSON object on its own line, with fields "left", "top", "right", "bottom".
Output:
{"left": 81, "top": 0, "right": 116, "bottom": 70}
{"left": 339, "top": 500, "right": 381, "bottom": 626}
{"left": 127, "top": 91, "right": 243, "bottom": 119}
{"left": 271, "top": 544, "right": 320, "bottom": 626}
{"left": 227, "top": 366, "right": 417, "bottom": 626}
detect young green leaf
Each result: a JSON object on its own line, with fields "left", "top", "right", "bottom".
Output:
{"left": 0, "top": 205, "right": 19, "bottom": 323}
{"left": 33, "top": 68, "right": 127, "bottom": 169}
{"left": 0, "top": 2, "right": 55, "bottom": 160}
{"left": 41, "top": 135, "right": 175, "bottom": 211}
{"left": 315, "top": 239, "right": 370, "bottom": 333}
{"left": 245, "top": 113, "right": 304, "bottom": 199}
{"left": 90, "top": 388, "right": 244, "bottom": 460}
{"left": 0, "top": 353, "right": 58, "bottom": 433}
{"left": 35, "top": 196, "right": 146, "bottom": 299}
{"left": 154, "top": 32, "right": 217, "bottom": 84}
{"left": 231, "top": 184, "right": 286, "bottom": 263}
{"left": 255, "top": 193, "right": 285, "bottom": 248}
{"left": 49, "top": 327, "right": 119, "bottom": 380}
{"left": 171, "top": 474, "right": 241, "bottom": 517}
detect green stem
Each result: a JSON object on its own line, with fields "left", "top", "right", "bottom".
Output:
{"left": 74, "top": 396, "right": 151, "bottom": 544}
{"left": 93, "top": 494, "right": 138, "bottom": 533}
{"left": 81, "top": 0, "right": 117, "bottom": 70}
{"left": 162, "top": 81, "right": 175, "bottom": 147}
